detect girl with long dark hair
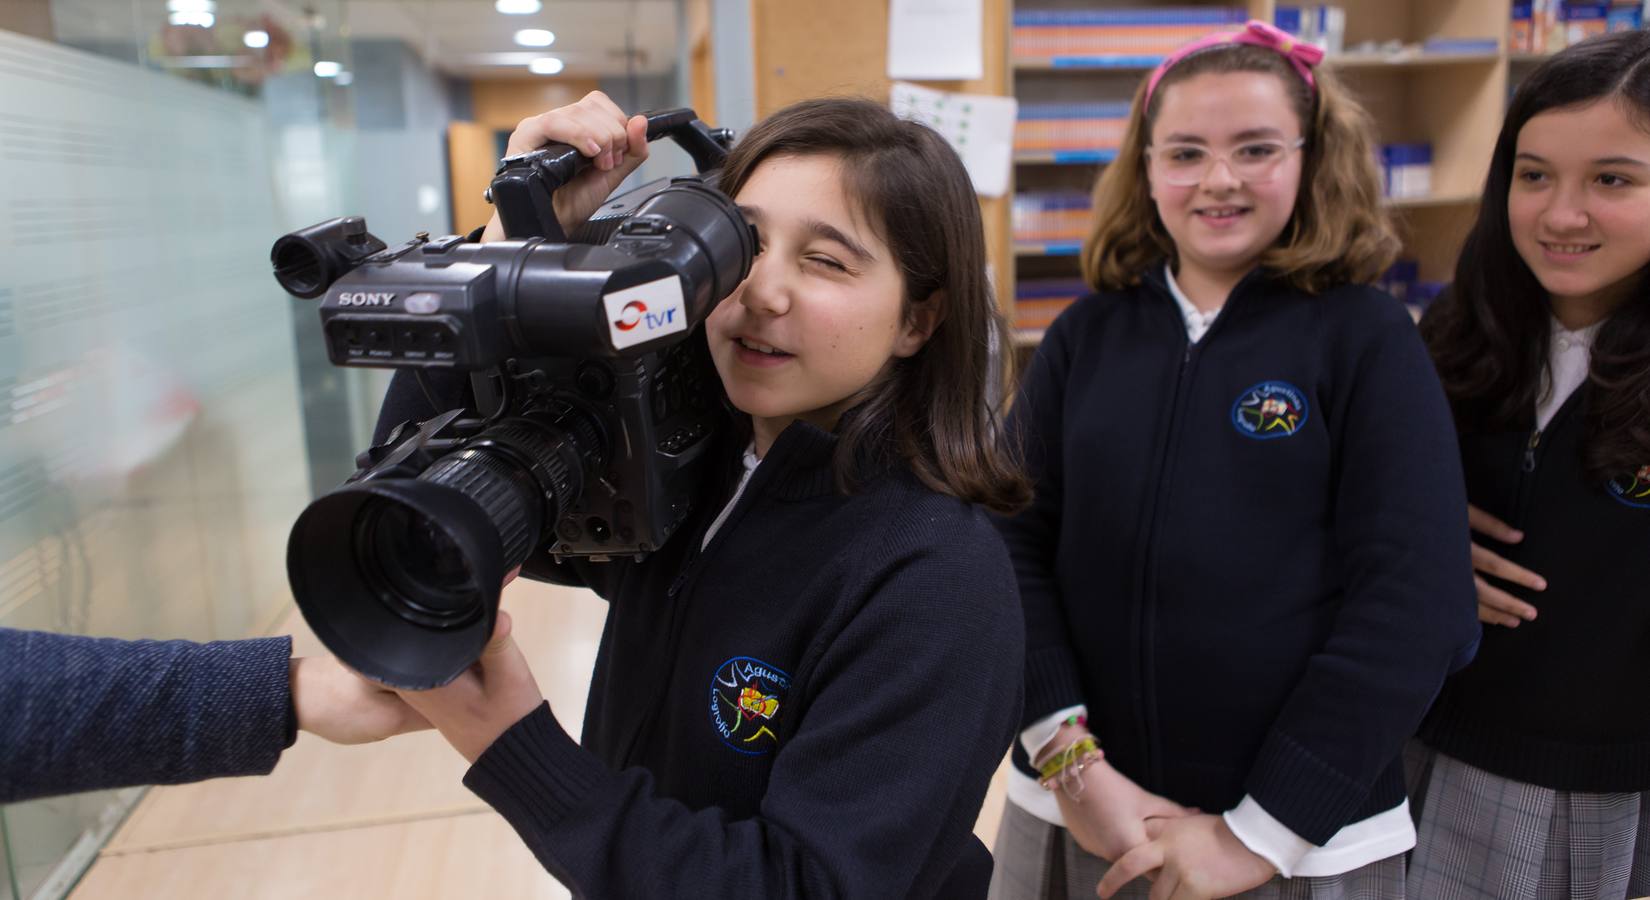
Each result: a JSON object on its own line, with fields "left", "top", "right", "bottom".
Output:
{"left": 1411, "top": 30, "right": 1650, "bottom": 899}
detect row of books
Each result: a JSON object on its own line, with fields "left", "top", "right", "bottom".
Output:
{"left": 1012, "top": 7, "right": 1245, "bottom": 64}
{"left": 1013, "top": 279, "right": 1086, "bottom": 335}
{"left": 1013, "top": 103, "right": 1129, "bottom": 156}
{"left": 1012, "top": 192, "right": 1091, "bottom": 245}
{"left": 1511, "top": 1, "right": 1645, "bottom": 54}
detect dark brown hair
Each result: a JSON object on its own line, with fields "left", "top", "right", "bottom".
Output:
{"left": 1421, "top": 30, "right": 1650, "bottom": 479}
{"left": 716, "top": 97, "right": 1030, "bottom": 513}
{"left": 1082, "top": 43, "right": 1400, "bottom": 293}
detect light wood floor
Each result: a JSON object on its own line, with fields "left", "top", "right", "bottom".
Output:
{"left": 70, "top": 580, "right": 1008, "bottom": 899}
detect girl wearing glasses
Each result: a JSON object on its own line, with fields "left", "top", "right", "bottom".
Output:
{"left": 990, "top": 21, "right": 1479, "bottom": 900}
{"left": 1409, "top": 31, "right": 1650, "bottom": 899}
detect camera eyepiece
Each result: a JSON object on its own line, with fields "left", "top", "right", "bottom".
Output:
{"left": 271, "top": 217, "right": 386, "bottom": 299}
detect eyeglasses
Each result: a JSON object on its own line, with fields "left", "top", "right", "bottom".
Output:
{"left": 1145, "top": 138, "right": 1306, "bottom": 187}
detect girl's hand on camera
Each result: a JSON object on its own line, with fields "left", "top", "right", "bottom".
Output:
{"left": 1467, "top": 504, "right": 1545, "bottom": 627}
{"left": 393, "top": 610, "right": 545, "bottom": 764}
{"left": 290, "top": 655, "right": 430, "bottom": 745}
{"left": 480, "top": 91, "right": 650, "bottom": 242}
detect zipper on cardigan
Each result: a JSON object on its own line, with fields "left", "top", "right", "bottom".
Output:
{"left": 1130, "top": 268, "right": 1255, "bottom": 791}
{"left": 1523, "top": 429, "right": 1542, "bottom": 473}
{"left": 1133, "top": 341, "right": 1197, "bottom": 790}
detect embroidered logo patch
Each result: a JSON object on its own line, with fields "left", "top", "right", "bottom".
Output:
{"left": 1231, "top": 381, "right": 1309, "bottom": 440}
{"left": 709, "top": 656, "right": 791, "bottom": 755}
{"left": 1606, "top": 465, "right": 1650, "bottom": 508}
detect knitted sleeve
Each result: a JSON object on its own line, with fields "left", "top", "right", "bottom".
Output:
{"left": 0, "top": 628, "right": 294, "bottom": 804}
{"left": 1242, "top": 298, "right": 1481, "bottom": 843}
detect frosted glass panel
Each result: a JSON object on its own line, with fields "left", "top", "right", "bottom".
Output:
{"left": 0, "top": 25, "right": 337, "bottom": 899}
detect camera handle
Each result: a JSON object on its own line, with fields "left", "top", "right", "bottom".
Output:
{"left": 488, "top": 108, "right": 733, "bottom": 242}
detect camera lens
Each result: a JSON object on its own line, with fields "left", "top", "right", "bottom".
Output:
{"left": 286, "top": 409, "right": 599, "bottom": 688}
{"left": 355, "top": 500, "right": 483, "bottom": 628}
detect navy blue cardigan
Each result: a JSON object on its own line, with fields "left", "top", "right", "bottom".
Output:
{"left": 1420, "top": 384, "right": 1650, "bottom": 792}
{"left": 998, "top": 267, "right": 1480, "bottom": 844}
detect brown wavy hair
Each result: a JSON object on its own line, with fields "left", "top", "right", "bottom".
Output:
{"left": 1081, "top": 43, "right": 1400, "bottom": 293}
{"left": 1421, "top": 30, "right": 1650, "bottom": 479}
{"left": 716, "top": 98, "right": 1031, "bottom": 514}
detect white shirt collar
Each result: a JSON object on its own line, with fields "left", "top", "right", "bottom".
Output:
{"left": 1164, "top": 263, "right": 1223, "bottom": 343}
{"left": 1550, "top": 314, "right": 1603, "bottom": 350}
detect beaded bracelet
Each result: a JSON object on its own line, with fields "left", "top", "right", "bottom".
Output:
{"left": 1036, "top": 735, "right": 1103, "bottom": 801}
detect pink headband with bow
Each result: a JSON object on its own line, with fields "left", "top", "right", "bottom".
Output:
{"left": 1144, "top": 20, "right": 1324, "bottom": 107}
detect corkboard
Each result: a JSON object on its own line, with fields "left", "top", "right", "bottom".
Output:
{"left": 749, "top": 0, "right": 1013, "bottom": 309}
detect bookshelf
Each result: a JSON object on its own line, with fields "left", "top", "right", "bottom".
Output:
{"left": 1006, "top": 0, "right": 1544, "bottom": 345}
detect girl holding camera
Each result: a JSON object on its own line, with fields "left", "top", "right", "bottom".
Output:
{"left": 989, "top": 22, "right": 1480, "bottom": 899}
{"left": 1408, "top": 31, "right": 1650, "bottom": 898}
{"left": 376, "top": 91, "right": 1031, "bottom": 899}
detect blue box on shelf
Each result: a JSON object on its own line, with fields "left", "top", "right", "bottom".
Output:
{"left": 1607, "top": 2, "right": 1643, "bottom": 32}
{"left": 1274, "top": 5, "right": 1303, "bottom": 34}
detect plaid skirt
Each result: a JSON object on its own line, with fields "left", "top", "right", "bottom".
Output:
{"left": 987, "top": 799, "right": 1406, "bottom": 900}
{"left": 1405, "top": 740, "right": 1650, "bottom": 900}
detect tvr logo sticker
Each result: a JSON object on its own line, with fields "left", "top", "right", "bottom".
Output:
{"left": 613, "top": 300, "right": 678, "bottom": 333}
{"left": 604, "top": 276, "right": 687, "bottom": 350}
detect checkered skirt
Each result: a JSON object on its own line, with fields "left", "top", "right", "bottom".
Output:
{"left": 1405, "top": 740, "right": 1650, "bottom": 900}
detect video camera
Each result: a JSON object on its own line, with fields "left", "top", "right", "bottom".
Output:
{"left": 270, "top": 109, "right": 754, "bottom": 688}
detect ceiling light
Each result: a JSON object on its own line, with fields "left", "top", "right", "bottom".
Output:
{"left": 166, "top": 0, "right": 215, "bottom": 11}
{"left": 495, "top": 0, "right": 542, "bottom": 13}
{"left": 168, "top": 10, "right": 214, "bottom": 27}
{"left": 513, "top": 29, "right": 555, "bottom": 47}
{"left": 528, "top": 57, "right": 564, "bottom": 75}
{"left": 243, "top": 30, "right": 269, "bottom": 48}
{"left": 313, "top": 60, "right": 342, "bottom": 77}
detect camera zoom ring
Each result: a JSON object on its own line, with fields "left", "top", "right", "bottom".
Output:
{"left": 419, "top": 451, "right": 538, "bottom": 566}
{"left": 483, "top": 418, "right": 585, "bottom": 515}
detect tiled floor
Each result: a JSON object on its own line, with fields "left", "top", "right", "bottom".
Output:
{"left": 69, "top": 580, "right": 1009, "bottom": 899}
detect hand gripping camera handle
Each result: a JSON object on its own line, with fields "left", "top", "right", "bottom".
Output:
{"left": 489, "top": 108, "right": 733, "bottom": 242}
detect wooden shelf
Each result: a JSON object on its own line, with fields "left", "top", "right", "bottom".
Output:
{"left": 1015, "top": 51, "right": 1501, "bottom": 73}
{"left": 1007, "top": 0, "right": 1511, "bottom": 300}
{"left": 1329, "top": 50, "right": 1502, "bottom": 69}
{"left": 1385, "top": 191, "right": 1480, "bottom": 208}
{"left": 1014, "top": 241, "right": 1083, "bottom": 257}
{"left": 1014, "top": 149, "right": 1118, "bottom": 165}
{"left": 1014, "top": 56, "right": 1162, "bottom": 71}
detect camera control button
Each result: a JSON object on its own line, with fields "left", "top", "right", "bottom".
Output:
{"left": 420, "top": 234, "right": 466, "bottom": 254}
{"left": 404, "top": 292, "right": 441, "bottom": 314}
{"left": 619, "top": 219, "right": 671, "bottom": 237}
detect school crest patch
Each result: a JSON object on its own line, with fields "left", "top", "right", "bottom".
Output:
{"left": 1231, "top": 381, "right": 1309, "bottom": 440}
{"left": 709, "top": 656, "right": 791, "bottom": 755}
{"left": 1606, "top": 464, "right": 1650, "bottom": 508}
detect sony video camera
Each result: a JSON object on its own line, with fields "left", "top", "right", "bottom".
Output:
{"left": 270, "top": 109, "right": 754, "bottom": 688}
